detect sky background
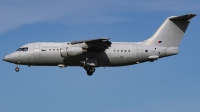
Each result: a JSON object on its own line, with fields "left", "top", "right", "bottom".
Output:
{"left": 0, "top": 0, "right": 200, "bottom": 112}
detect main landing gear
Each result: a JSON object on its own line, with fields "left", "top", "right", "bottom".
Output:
{"left": 15, "top": 65, "right": 20, "bottom": 72}
{"left": 84, "top": 66, "right": 95, "bottom": 76}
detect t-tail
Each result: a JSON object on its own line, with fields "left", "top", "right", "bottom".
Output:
{"left": 143, "top": 14, "right": 196, "bottom": 56}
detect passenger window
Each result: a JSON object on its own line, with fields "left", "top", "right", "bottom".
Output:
{"left": 121, "top": 50, "right": 123, "bottom": 52}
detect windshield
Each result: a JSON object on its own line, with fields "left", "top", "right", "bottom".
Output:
{"left": 16, "top": 47, "right": 28, "bottom": 51}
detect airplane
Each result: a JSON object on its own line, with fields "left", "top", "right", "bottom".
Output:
{"left": 2, "top": 14, "right": 196, "bottom": 76}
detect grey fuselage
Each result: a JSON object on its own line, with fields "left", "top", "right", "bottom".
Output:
{"left": 5, "top": 42, "right": 176, "bottom": 67}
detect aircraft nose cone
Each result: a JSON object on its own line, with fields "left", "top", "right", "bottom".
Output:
{"left": 3, "top": 53, "right": 19, "bottom": 63}
{"left": 2, "top": 55, "right": 8, "bottom": 61}
{"left": 2, "top": 55, "right": 11, "bottom": 62}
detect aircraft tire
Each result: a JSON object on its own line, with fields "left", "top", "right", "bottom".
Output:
{"left": 89, "top": 67, "right": 95, "bottom": 72}
{"left": 84, "top": 66, "right": 90, "bottom": 71}
{"left": 87, "top": 71, "right": 93, "bottom": 76}
{"left": 15, "top": 68, "right": 20, "bottom": 72}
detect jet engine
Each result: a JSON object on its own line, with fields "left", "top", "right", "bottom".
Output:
{"left": 60, "top": 47, "right": 87, "bottom": 57}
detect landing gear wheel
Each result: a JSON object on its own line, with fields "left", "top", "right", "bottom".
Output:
{"left": 85, "top": 66, "right": 95, "bottom": 76}
{"left": 87, "top": 71, "right": 93, "bottom": 76}
{"left": 15, "top": 67, "right": 20, "bottom": 72}
{"left": 84, "top": 66, "right": 90, "bottom": 71}
{"left": 89, "top": 67, "right": 95, "bottom": 73}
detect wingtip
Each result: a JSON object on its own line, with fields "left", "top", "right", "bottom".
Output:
{"left": 190, "top": 13, "right": 197, "bottom": 16}
{"left": 188, "top": 13, "right": 197, "bottom": 17}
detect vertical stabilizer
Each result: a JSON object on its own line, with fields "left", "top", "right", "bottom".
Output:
{"left": 143, "top": 14, "right": 196, "bottom": 47}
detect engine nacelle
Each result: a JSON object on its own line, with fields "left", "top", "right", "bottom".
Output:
{"left": 60, "top": 47, "right": 87, "bottom": 57}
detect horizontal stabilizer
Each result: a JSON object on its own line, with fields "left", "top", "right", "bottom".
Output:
{"left": 169, "top": 14, "right": 196, "bottom": 21}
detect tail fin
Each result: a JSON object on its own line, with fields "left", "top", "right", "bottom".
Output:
{"left": 143, "top": 14, "right": 196, "bottom": 47}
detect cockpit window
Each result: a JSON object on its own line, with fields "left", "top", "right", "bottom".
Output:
{"left": 16, "top": 48, "right": 21, "bottom": 51}
{"left": 16, "top": 47, "right": 28, "bottom": 52}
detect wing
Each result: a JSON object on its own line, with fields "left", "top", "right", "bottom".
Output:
{"left": 70, "top": 37, "right": 112, "bottom": 50}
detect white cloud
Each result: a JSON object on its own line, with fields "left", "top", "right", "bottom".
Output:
{"left": 0, "top": 0, "right": 199, "bottom": 34}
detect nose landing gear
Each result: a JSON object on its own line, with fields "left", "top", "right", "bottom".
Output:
{"left": 84, "top": 66, "right": 95, "bottom": 76}
{"left": 15, "top": 65, "right": 20, "bottom": 72}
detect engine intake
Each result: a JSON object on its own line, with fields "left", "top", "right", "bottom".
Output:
{"left": 60, "top": 47, "right": 87, "bottom": 57}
